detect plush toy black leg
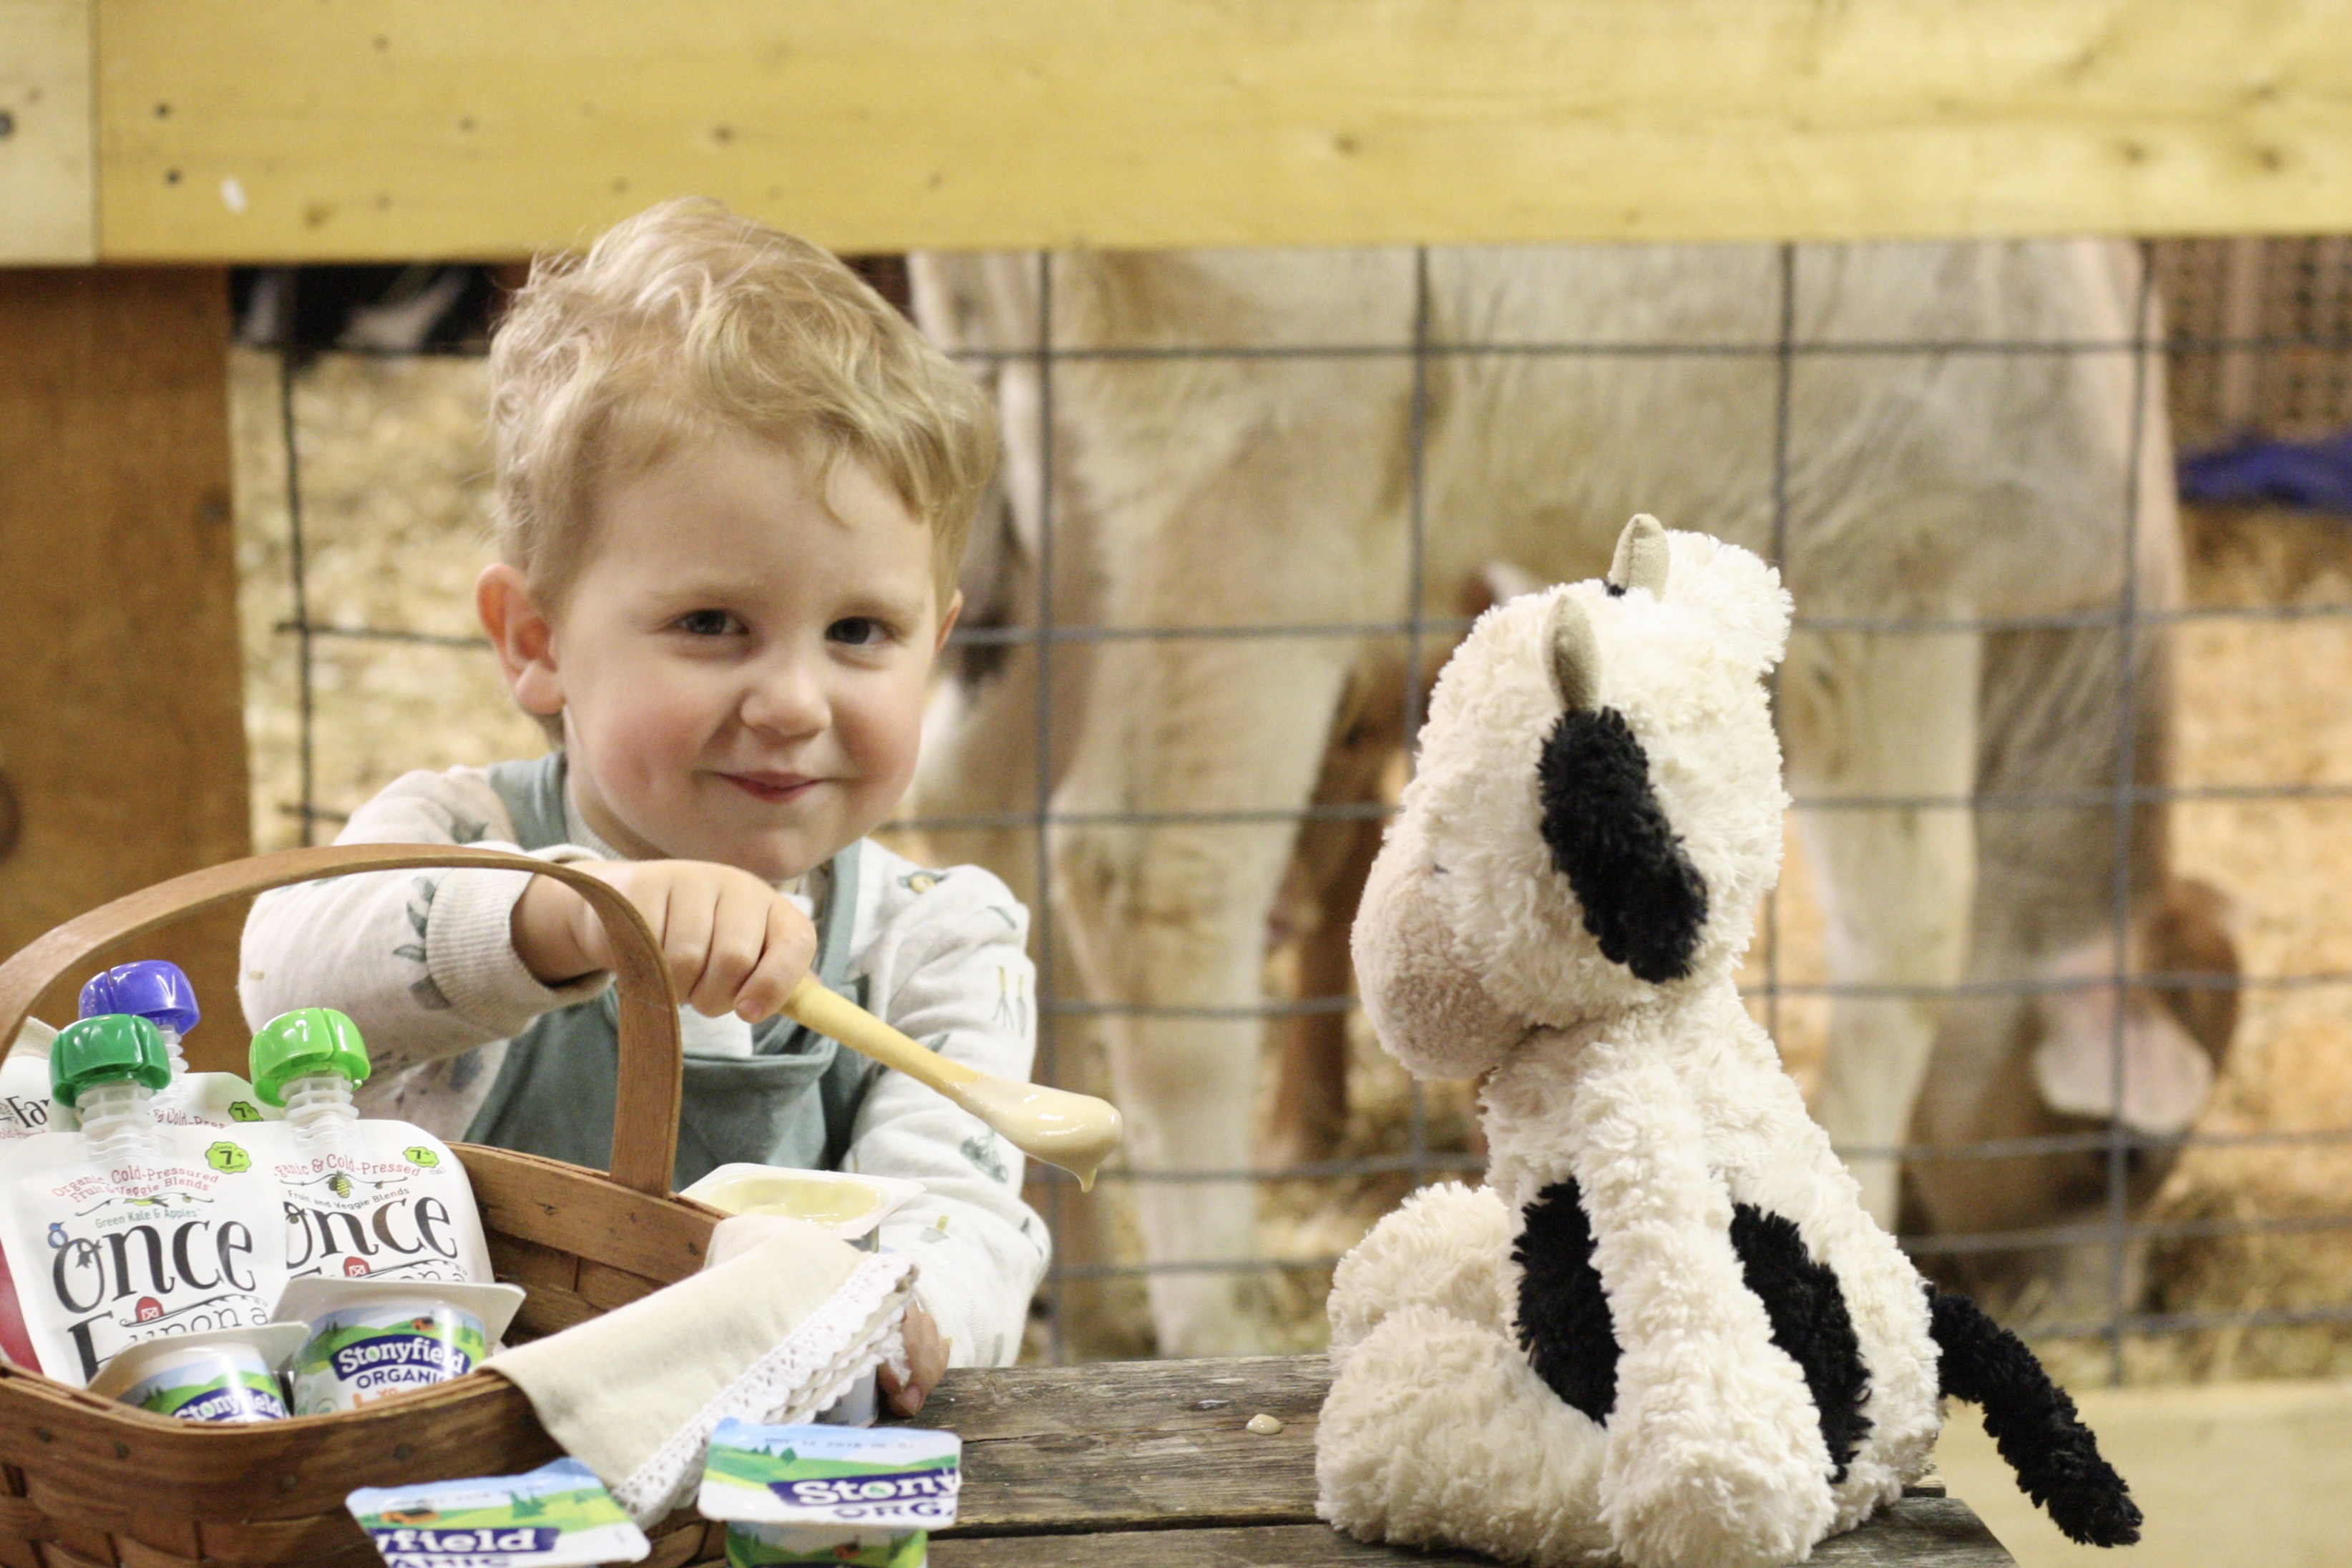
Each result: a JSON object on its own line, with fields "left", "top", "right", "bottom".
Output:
{"left": 1928, "top": 1288, "right": 2142, "bottom": 1547}
{"left": 1513, "top": 1177, "right": 1622, "bottom": 1425}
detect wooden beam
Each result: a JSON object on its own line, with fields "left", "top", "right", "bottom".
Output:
{"left": 90, "top": 0, "right": 2352, "bottom": 262}
{"left": 0, "top": 268, "right": 251, "bottom": 1063}
{"left": 0, "top": 0, "right": 94, "bottom": 262}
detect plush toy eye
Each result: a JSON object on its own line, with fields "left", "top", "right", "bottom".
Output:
{"left": 1536, "top": 707, "right": 1708, "bottom": 983}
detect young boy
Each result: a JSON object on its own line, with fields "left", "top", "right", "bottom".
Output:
{"left": 240, "top": 199, "right": 1041, "bottom": 1413}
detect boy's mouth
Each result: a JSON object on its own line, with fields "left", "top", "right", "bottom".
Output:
{"left": 718, "top": 771, "right": 821, "bottom": 804}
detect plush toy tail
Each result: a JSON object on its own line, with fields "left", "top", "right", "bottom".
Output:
{"left": 1928, "top": 1288, "right": 2142, "bottom": 1547}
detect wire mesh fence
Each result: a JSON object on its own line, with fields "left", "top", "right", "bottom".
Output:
{"left": 231, "top": 237, "right": 2352, "bottom": 1382}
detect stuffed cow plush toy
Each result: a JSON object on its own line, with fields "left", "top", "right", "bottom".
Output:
{"left": 1317, "top": 518, "right": 2139, "bottom": 1567}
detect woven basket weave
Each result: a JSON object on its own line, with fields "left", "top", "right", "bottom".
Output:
{"left": 0, "top": 845, "right": 734, "bottom": 1568}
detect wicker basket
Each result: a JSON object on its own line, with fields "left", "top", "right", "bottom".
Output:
{"left": 0, "top": 844, "right": 734, "bottom": 1568}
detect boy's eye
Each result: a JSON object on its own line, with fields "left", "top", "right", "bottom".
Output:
{"left": 673, "top": 609, "right": 744, "bottom": 637}
{"left": 828, "top": 617, "right": 891, "bottom": 647}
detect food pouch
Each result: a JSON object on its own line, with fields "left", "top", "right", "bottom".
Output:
{"left": 79, "top": 961, "right": 279, "bottom": 1132}
{"left": 0, "top": 1019, "right": 57, "bottom": 1140}
{"left": 698, "top": 1421, "right": 960, "bottom": 1562}
{"left": 345, "top": 1458, "right": 650, "bottom": 1568}
{"left": 0, "top": 1016, "right": 287, "bottom": 1386}
{"left": 250, "top": 1009, "right": 491, "bottom": 1284}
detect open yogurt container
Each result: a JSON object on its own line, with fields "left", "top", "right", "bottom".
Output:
{"left": 680, "top": 1165, "right": 923, "bottom": 1248}
{"left": 275, "top": 1275, "right": 526, "bottom": 1416}
{"left": 88, "top": 1323, "right": 310, "bottom": 1423}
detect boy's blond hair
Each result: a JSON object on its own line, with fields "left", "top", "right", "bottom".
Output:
{"left": 489, "top": 197, "right": 995, "bottom": 608}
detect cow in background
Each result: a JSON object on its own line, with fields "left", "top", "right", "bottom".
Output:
{"left": 909, "top": 242, "right": 2238, "bottom": 1354}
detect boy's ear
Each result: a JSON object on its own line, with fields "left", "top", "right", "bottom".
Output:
{"left": 932, "top": 589, "right": 964, "bottom": 655}
{"left": 476, "top": 564, "right": 565, "bottom": 719}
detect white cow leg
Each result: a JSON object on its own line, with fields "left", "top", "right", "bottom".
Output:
{"left": 1785, "top": 627, "right": 1982, "bottom": 1225}
{"left": 1050, "top": 638, "right": 1359, "bottom": 1356}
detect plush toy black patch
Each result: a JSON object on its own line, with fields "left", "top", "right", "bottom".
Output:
{"left": 1513, "top": 1178, "right": 1621, "bottom": 1424}
{"left": 1729, "top": 1205, "right": 1873, "bottom": 1483}
{"left": 1537, "top": 707, "right": 1709, "bottom": 983}
{"left": 1929, "top": 1288, "right": 2143, "bottom": 1547}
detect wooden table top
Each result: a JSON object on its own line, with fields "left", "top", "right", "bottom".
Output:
{"left": 907, "top": 1355, "right": 2016, "bottom": 1566}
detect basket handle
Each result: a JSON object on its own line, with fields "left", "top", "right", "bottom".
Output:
{"left": 0, "top": 845, "right": 685, "bottom": 1197}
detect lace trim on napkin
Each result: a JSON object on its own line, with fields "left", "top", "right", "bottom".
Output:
{"left": 612, "top": 1250, "right": 917, "bottom": 1522}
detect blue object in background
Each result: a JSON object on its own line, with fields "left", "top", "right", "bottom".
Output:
{"left": 2179, "top": 429, "right": 2352, "bottom": 516}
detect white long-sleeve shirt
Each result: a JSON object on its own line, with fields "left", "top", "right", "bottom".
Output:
{"left": 240, "top": 764, "right": 1047, "bottom": 1366}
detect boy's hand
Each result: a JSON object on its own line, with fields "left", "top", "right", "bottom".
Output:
{"left": 879, "top": 1304, "right": 950, "bottom": 1416}
{"left": 512, "top": 861, "right": 816, "bottom": 1021}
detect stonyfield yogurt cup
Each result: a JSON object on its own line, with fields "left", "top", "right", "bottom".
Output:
{"left": 680, "top": 1167, "right": 923, "bottom": 1249}
{"left": 87, "top": 1323, "right": 308, "bottom": 1423}
{"left": 278, "top": 1275, "right": 524, "bottom": 1415}
{"left": 701, "top": 1419, "right": 960, "bottom": 1566}
{"left": 725, "top": 1522, "right": 927, "bottom": 1567}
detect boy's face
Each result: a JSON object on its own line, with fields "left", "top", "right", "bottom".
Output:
{"left": 501, "top": 426, "right": 956, "bottom": 882}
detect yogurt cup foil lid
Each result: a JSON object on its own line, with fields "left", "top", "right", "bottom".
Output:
{"left": 276, "top": 1274, "right": 527, "bottom": 1344}
{"left": 699, "top": 1421, "right": 961, "bottom": 1530}
{"left": 346, "top": 1457, "right": 649, "bottom": 1567}
{"left": 87, "top": 1321, "right": 311, "bottom": 1401}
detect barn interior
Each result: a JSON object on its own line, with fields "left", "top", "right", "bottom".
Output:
{"left": 5, "top": 6, "right": 2352, "bottom": 1566}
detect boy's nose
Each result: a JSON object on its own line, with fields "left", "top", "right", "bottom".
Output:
{"left": 739, "top": 657, "right": 830, "bottom": 737}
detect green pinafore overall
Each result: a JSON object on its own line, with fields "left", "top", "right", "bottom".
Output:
{"left": 461, "top": 754, "right": 876, "bottom": 1190}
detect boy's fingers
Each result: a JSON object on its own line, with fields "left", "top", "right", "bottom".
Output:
{"left": 688, "top": 878, "right": 771, "bottom": 1016}
{"left": 878, "top": 1361, "right": 921, "bottom": 1416}
{"left": 567, "top": 883, "right": 618, "bottom": 973}
{"left": 736, "top": 898, "right": 818, "bottom": 1021}
{"left": 577, "top": 861, "right": 663, "bottom": 973}
{"left": 656, "top": 874, "right": 716, "bottom": 1002}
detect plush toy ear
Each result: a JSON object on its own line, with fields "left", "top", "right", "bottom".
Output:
{"left": 1548, "top": 594, "right": 1600, "bottom": 712}
{"left": 1606, "top": 514, "right": 1669, "bottom": 597}
{"left": 1537, "top": 705, "right": 1710, "bottom": 985}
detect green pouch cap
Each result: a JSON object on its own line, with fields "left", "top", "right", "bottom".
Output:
{"left": 52, "top": 1014, "right": 171, "bottom": 1107}
{"left": 250, "top": 1007, "right": 371, "bottom": 1106}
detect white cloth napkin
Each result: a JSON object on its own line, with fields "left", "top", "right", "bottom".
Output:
{"left": 485, "top": 1225, "right": 914, "bottom": 1523}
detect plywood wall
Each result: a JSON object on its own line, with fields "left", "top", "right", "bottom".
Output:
{"left": 0, "top": 268, "right": 252, "bottom": 1072}
{"left": 4, "top": 0, "right": 2346, "bottom": 263}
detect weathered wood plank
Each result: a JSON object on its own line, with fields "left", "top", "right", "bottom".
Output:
{"left": 929, "top": 1501, "right": 2011, "bottom": 1566}
{"left": 0, "top": 268, "right": 248, "bottom": 1037}
{"left": 92, "top": 0, "right": 2352, "bottom": 261}
{"left": 916, "top": 1358, "right": 1991, "bottom": 1554}
{"left": 947, "top": 1421, "right": 1322, "bottom": 1534}
{"left": 1812, "top": 1499, "right": 2014, "bottom": 1566}
{"left": 916, "top": 1356, "right": 1333, "bottom": 1441}
{"left": 915, "top": 1356, "right": 1330, "bottom": 1534}
{"left": 0, "top": 1, "right": 94, "bottom": 263}
{"left": 931, "top": 1523, "right": 1490, "bottom": 1566}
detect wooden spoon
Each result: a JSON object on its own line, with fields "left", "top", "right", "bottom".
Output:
{"left": 781, "top": 976, "right": 1123, "bottom": 1190}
